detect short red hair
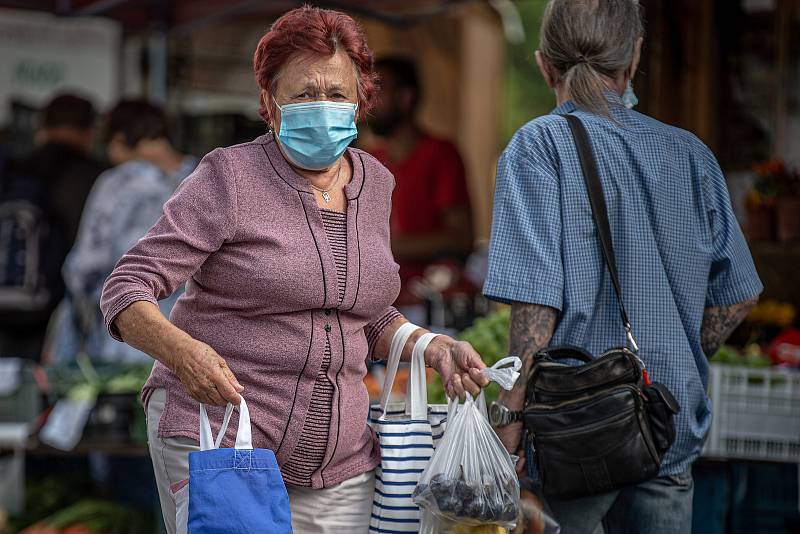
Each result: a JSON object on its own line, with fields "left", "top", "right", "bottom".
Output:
{"left": 253, "top": 5, "right": 377, "bottom": 124}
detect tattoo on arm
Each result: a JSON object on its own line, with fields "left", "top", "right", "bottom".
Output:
{"left": 494, "top": 303, "right": 558, "bottom": 452}
{"left": 509, "top": 302, "right": 558, "bottom": 377}
{"left": 700, "top": 297, "right": 758, "bottom": 357}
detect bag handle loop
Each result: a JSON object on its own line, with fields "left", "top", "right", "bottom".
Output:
{"left": 446, "top": 356, "right": 522, "bottom": 421}
{"left": 406, "top": 332, "right": 438, "bottom": 420}
{"left": 378, "top": 322, "right": 419, "bottom": 417}
{"left": 199, "top": 397, "right": 253, "bottom": 451}
{"left": 481, "top": 356, "right": 522, "bottom": 391}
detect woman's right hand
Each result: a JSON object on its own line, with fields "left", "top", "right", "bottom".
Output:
{"left": 112, "top": 302, "right": 243, "bottom": 406}
{"left": 170, "top": 338, "right": 244, "bottom": 406}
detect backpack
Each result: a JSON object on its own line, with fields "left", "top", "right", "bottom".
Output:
{"left": 0, "top": 161, "right": 65, "bottom": 313}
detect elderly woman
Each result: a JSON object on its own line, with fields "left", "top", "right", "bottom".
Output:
{"left": 100, "top": 5, "right": 488, "bottom": 533}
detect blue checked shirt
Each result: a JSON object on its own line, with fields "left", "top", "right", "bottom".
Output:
{"left": 484, "top": 92, "right": 763, "bottom": 476}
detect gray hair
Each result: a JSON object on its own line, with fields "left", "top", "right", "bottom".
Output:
{"left": 539, "top": 0, "right": 643, "bottom": 115}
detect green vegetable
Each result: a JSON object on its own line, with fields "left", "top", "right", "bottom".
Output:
{"left": 710, "top": 344, "right": 772, "bottom": 368}
{"left": 41, "top": 499, "right": 151, "bottom": 533}
{"left": 710, "top": 345, "right": 745, "bottom": 365}
{"left": 428, "top": 307, "right": 511, "bottom": 405}
{"left": 105, "top": 369, "right": 151, "bottom": 394}
{"left": 67, "top": 382, "right": 98, "bottom": 402}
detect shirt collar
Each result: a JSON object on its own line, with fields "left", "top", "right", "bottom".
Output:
{"left": 551, "top": 90, "right": 627, "bottom": 117}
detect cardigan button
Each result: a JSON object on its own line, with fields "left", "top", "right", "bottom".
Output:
{"left": 325, "top": 324, "right": 332, "bottom": 332}
{"left": 325, "top": 309, "right": 332, "bottom": 316}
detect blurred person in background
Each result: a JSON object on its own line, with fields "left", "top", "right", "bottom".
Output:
{"left": 50, "top": 100, "right": 197, "bottom": 364}
{"left": 0, "top": 93, "right": 103, "bottom": 361}
{"left": 484, "top": 1, "right": 761, "bottom": 533}
{"left": 367, "top": 57, "right": 473, "bottom": 297}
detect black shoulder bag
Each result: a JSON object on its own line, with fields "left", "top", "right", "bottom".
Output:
{"left": 523, "top": 114, "right": 680, "bottom": 500}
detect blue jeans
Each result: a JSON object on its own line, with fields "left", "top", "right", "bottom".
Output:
{"left": 544, "top": 468, "right": 694, "bottom": 534}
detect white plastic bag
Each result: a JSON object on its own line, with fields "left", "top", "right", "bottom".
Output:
{"left": 481, "top": 356, "right": 522, "bottom": 391}
{"left": 412, "top": 390, "right": 521, "bottom": 530}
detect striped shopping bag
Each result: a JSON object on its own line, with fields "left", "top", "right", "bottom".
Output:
{"left": 368, "top": 324, "right": 449, "bottom": 533}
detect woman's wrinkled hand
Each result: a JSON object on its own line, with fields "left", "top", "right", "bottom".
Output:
{"left": 426, "top": 337, "right": 490, "bottom": 400}
{"left": 169, "top": 338, "right": 244, "bottom": 406}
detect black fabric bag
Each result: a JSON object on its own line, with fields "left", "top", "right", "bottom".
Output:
{"left": 523, "top": 114, "right": 680, "bottom": 500}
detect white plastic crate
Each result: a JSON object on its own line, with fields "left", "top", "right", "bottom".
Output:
{"left": 704, "top": 364, "right": 800, "bottom": 462}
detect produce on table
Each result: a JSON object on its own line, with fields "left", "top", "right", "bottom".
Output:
{"left": 710, "top": 344, "right": 771, "bottom": 368}
{"left": 52, "top": 361, "right": 153, "bottom": 400}
{"left": 459, "top": 307, "right": 511, "bottom": 365}
{"left": 47, "top": 361, "right": 153, "bottom": 444}
{"left": 19, "top": 500, "right": 150, "bottom": 534}
{"left": 742, "top": 344, "right": 772, "bottom": 368}
{"left": 104, "top": 368, "right": 152, "bottom": 394}
{"left": 767, "top": 328, "right": 800, "bottom": 367}
{"left": 363, "top": 371, "right": 381, "bottom": 398}
{"left": 745, "top": 299, "right": 796, "bottom": 328}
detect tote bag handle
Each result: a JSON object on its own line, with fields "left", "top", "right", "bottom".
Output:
{"left": 405, "top": 332, "right": 438, "bottom": 420}
{"left": 199, "top": 397, "right": 253, "bottom": 451}
{"left": 378, "top": 322, "right": 417, "bottom": 416}
{"left": 378, "top": 323, "right": 439, "bottom": 420}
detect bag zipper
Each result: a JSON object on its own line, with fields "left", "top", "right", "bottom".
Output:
{"left": 526, "top": 383, "right": 645, "bottom": 413}
{"left": 533, "top": 374, "right": 636, "bottom": 398}
{"left": 531, "top": 406, "right": 635, "bottom": 439}
{"left": 531, "top": 349, "right": 643, "bottom": 397}
{"left": 526, "top": 385, "right": 647, "bottom": 447}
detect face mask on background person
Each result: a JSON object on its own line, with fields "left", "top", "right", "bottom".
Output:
{"left": 274, "top": 100, "right": 358, "bottom": 170}
{"left": 623, "top": 80, "right": 638, "bottom": 109}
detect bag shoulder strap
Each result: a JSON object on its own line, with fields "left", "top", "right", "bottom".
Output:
{"left": 562, "top": 114, "right": 638, "bottom": 352}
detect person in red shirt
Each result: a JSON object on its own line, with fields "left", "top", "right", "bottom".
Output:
{"left": 368, "top": 57, "right": 473, "bottom": 291}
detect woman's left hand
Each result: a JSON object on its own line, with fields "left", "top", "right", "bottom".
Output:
{"left": 426, "top": 337, "right": 490, "bottom": 400}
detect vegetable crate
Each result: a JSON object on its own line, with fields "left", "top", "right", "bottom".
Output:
{"left": 704, "top": 364, "right": 800, "bottom": 462}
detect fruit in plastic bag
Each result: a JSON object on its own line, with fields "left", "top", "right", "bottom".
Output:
{"left": 452, "top": 525, "right": 507, "bottom": 534}
{"left": 412, "top": 392, "right": 520, "bottom": 529}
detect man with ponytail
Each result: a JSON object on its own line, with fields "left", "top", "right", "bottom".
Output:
{"left": 484, "top": 1, "right": 761, "bottom": 532}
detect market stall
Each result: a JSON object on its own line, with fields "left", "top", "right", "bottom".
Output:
{"left": 1, "top": 1, "right": 799, "bottom": 533}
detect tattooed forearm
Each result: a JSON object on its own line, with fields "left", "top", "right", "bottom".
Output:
{"left": 501, "top": 302, "right": 558, "bottom": 403}
{"left": 509, "top": 302, "right": 558, "bottom": 364}
{"left": 700, "top": 297, "right": 758, "bottom": 357}
{"left": 494, "top": 302, "right": 558, "bottom": 452}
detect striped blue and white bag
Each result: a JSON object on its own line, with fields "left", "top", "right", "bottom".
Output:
{"left": 368, "top": 323, "right": 449, "bottom": 533}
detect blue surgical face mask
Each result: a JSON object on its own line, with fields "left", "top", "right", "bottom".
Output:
{"left": 274, "top": 100, "right": 358, "bottom": 170}
{"left": 622, "top": 80, "right": 638, "bottom": 109}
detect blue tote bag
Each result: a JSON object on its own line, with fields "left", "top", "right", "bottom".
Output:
{"left": 188, "top": 397, "right": 293, "bottom": 533}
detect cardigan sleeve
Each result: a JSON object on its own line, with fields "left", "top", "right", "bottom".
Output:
{"left": 100, "top": 149, "right": 237, "bottom": 340}
{"left": 364, "top": 306, "right": 403, "bottom": 361}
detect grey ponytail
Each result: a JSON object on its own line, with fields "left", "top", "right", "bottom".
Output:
{"left": 539, "top": 0, "right": 643, "bottom": 115}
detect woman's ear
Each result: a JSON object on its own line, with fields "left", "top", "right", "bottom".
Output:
{"left": 535, "top": 51, "right": 557, "bottom": 89}
{"left": 627, "top": 37, "right": 643, "bottom": 81}
{"left": 262, "top": 89, "right": 278, "bottom": 131}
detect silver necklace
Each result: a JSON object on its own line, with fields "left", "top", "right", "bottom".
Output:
{"left": 310, "top": 162, "right": 341, "bottom": 203}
